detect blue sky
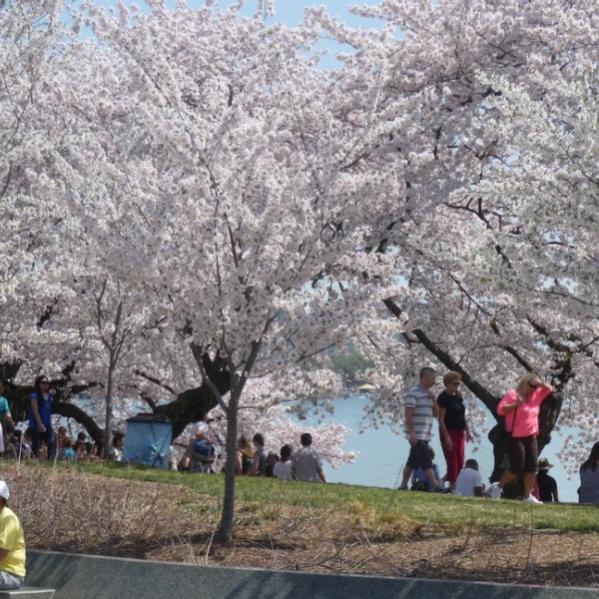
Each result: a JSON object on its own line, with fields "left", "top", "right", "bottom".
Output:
{"left": 90, "top": 1, "right": 386, "bottom": 68}
{"left": 93, "top": 1, "right": 382, "bottom": 26}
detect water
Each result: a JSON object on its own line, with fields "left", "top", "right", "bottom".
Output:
{"left": 298, "top": 395, "right": 580, "bottom": 502}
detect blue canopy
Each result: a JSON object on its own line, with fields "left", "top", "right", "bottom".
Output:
{"left": 122, "top": 414, "right": 172, "bottom": 469}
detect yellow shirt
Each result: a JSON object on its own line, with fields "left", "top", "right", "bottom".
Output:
{"left": 0, "top": 507, "right": 25, "bottom": 577}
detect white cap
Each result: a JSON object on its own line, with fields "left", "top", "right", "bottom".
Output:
{"left": 0, "top": 481, "right": 9, "bottom": 501}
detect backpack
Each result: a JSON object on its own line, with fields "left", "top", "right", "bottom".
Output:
{"left": 192, "top": 439, "right": 214, "bottom": 459}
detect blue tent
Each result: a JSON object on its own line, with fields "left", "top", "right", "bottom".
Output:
{"left": 122, "top": 414, "right": 172, "bottom": 469}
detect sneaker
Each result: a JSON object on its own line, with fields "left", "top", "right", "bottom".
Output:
{"left": 485, "top": 482, "right": 502, "bottom": 499}
{"left": 523, "top": 495, "right": 543, "bottom": 504}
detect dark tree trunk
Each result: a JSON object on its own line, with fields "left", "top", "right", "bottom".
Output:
{"left": 215, "top": 392, "right": 239, "bottom": 543}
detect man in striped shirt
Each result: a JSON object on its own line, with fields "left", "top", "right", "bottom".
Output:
{"left": 399, "top": 367, "right": 442, "bottom": 491}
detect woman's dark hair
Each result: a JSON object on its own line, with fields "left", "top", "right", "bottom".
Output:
{"left": 581, "top": 442, "right": 599, "bottom": 472}
{"left": 34, "top": 375, "right": 48, "bottom": 395}
{"left": 112, "top": 432, "right": 124, "bottom": 447}
{"left": 280, "top": 444, "right": 292, "bottom": 462}
{"left": 253, "top": 433, "right": 264, "bottom": 446}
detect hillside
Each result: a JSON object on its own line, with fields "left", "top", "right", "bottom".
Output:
{"left": 7, "top": 461, "right": 599, "bottom": 588}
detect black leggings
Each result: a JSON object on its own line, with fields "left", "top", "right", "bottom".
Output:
{"left": 508, "top": 435, "right": 538, "bottom": 475}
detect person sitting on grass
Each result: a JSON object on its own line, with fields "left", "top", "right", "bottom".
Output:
{"left": 291, "top": 433, "right": 326, "bottom": 483}
{"left": 411, "top": 447, "right": 441, "bottom": 492}
{"left": 236, "top": 436, "right": 254, "bottom": 475}
{"left": 74, "top": 432, "right": 87, "bottom": 459}
{"left": 536, "top": 458, "right": 558, "bottom": 503}
{"left": 59, "top": 436, "right": 77, "bottom": 461}
{"left": 455, "top": 459, "right": 485, "bottom": 497}
{"left": 0, "top": 481, "right": 25, "bottom": 590}
{"left": 110, "top": 432, "right": 125, "bottom": 462}
{"left": 579, "top": 442, "right": 599, "bottom": 504}
{"left": 273, "top": 444, "right": 293, "bottom": 481}
{"left": 249, "top": 433, "right": 267, "bottom": 476}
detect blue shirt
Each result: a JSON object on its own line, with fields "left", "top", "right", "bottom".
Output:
{"left": 28, "top": 392, "right": 52, "bottom": 429}
{"left": 0, "top": 396, "right": 9, "bottom": 417}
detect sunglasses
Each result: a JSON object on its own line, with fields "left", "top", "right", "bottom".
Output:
{"left": 528, "top": 381, "right": 539, "bottom": 388}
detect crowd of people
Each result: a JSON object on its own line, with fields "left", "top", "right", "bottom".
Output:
{"left": 0, "top": 375, "right": 125, "bottom": 464}
{"left": 179, "top": 430, "right": 327, "bottom": 483}
{"left": 400, "top": 366, "right": 599, "bottom": 504}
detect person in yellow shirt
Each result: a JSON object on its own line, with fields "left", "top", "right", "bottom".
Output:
{"left": 0, "top": 481, "right": 25, "bottom": 589}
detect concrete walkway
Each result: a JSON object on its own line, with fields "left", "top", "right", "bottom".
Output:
{"left": 25, "top": 550, "right": 599, "bottom": 599}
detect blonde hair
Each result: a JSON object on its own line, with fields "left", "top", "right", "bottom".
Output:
{"left": 443, "top": 371, "right": 462, "bottom": 386}
{"left": 516, "top": 373, "right": 537, "bottom": 395}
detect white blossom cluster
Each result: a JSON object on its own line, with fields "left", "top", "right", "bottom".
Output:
{"left": 1, "top": 0, "right": 599, "bottom": 477}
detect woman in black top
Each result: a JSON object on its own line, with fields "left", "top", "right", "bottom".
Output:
{"left": 437, "top": 371, "right": 471, "bottom": 490}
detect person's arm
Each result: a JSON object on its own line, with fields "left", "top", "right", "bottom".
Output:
{"left": 553, "top": 480, "right": 559, "bottom": 502}
{"left": 499, "top": 399, "right": 522, "bottom": 415}
{"left": 30, "top": 397, "right": 45, "bottom": 432}
{"left": 317, "top": 467, "right": 326, "bottom": 483}
{"left": 404, "top": 406, "right": 417, "bottom": 445}
{"left": 249, "top": 452, "right": 259, "bottom": 476}
{"left": 465, "top": 421, "right": 473, "bottom": 443}
{"left": 437, "top": 407, "right": 452, "bottom": 450}
{"left": 474, "top": 472, "right": 484, "bottom": 497}
{"left": 4, "top": 410, "right": 14, "bottom": 430}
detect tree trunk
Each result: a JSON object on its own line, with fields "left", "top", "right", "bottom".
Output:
{"left": 215, "top": 392, "right": 239, "bottom": 543}
{"left": 105, "top": 358, "right": 115, "bottom": 458}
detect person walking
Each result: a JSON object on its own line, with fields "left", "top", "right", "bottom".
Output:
{"left": 399, "top": 367, "right": 442, "bottom": 492}
{"left": 28, "top": 375, "right": 55, "bottom": 460}
{"left": 488, "top": 373, "right": 553, "bottom": 503}
{"left": 437, "top": 371, "right": 471, "bottom": 490}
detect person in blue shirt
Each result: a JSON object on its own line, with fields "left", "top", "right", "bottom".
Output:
{"left": 28, "top": 375, "right": 55, "bottom": 460}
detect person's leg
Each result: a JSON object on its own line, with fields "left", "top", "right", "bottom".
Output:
{"left": 0, "top": 570, "right": 22, "bottom": 589}
{"left": 455, "top": 429, "right": 466, "bottom": 476}
{"left": 45, "top": 428, "right": 56, "bottom": 461}
{"left": 523, "top": 472, "right": 537, "bottom": 497}
{"left": 440, "top": 433, "right": 452, "bottom": 484}
{"left": 499, "top": 469, "right": 518, "bottom": 487}
{"left": 400, "top": 464, "right": 413, "bottom": 489}
{"left": 445, "top": 429, "right": 465, "bottom": 489}
{"left": 31, "top": 430, "right": 40, "bottom": 458}
{"left": 400, "top": 443, "right": 418, "bottom": 489}
{"left": 424, "top": 467, "right": 440, "bottom": 489}
{"left": 500, "top": 437, "right": 524, "bottom": 488}
{"left": 522, "top": 437, "right": 539, "bottom": 498}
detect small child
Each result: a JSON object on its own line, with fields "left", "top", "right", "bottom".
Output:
{"left": 411, "top": 448, "right": 441, "bottom": 492}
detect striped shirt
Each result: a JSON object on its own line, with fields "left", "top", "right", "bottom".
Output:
{"left": 404, "top": 384, "right": 435, "bottom": 441}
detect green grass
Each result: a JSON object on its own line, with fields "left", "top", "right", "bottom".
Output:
{"left": 70, "top": 461, "right": 599, "bottom": 533}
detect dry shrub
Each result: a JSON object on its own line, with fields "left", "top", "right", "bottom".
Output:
{"left": 4, "top": 462, "right": 208, "bottom": 556}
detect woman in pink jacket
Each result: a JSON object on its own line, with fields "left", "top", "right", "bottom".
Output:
{"left": 492, "top": 373, "right": 553, "bottom": 504}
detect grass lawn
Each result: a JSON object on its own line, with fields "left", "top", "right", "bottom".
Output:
{"left": 71, "top": 461, "right": 599, "bottom": 533}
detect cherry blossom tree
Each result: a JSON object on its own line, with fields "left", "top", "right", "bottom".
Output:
{"left": 70, "top": 0, "right": 425, "bottom": 540}
{"left": 316, "top": 0, "right": 599, "bottom": 476}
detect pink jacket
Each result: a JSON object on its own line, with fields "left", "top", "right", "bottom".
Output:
{"left": 497, "top": 386, "right": 553, "bottom": 438}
